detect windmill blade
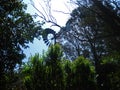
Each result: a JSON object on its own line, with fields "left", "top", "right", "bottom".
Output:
{"left": 42, "top": 28, "right": 56, "bottom": 46}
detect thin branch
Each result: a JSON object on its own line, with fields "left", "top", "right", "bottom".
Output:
{"left": 30, "top": 0, "right": 46, "bottom": 21}
{"left": 53, "top": 10, "right": 70, "bottom": 14}
{"left": 38, "top": 1, "right": 50, "bottom": 20}
{"left": 30, "top": 0, "right": 59, "bottom": 28}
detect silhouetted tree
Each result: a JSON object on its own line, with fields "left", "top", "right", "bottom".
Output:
{"left": 0, "top": 0, "right": 41, "bottom": 89}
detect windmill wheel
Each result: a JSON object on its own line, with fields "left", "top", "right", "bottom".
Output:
{"left": 42, "top": 28, "right": 56, "bottom": 46}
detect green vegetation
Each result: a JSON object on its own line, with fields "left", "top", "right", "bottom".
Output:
{"left": 0, "top": 0, "right": 120, "bottom": 90}
{"left": 21, "top": 44, "right": 97, "bottom": 90}
{"left": 0, "top": 0, "right": 41, "bottom": 89}
{"left": 21, "top": 44, "right": 120, "bottom": 90}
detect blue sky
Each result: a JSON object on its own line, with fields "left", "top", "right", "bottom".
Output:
{"left": 23, "top": 0, "right": 48, "bottom": 61}
{"left": 23, "top": 0, "right": 76, "bottom": 61}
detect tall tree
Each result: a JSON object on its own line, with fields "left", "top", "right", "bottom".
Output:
{"left": 72, "top": 56, "right": 96, "bottom": 90}
{"left": 58, "top": 5, "right": 107, "bottom": 61}
{"left": 91, "top": 0, "right": 120, "bottom": 29}
{"left": 45, "top": 44, "right": 65, "bottom": 90}
{"left": 58, "top": 0, "right": 120, "bottom": 89}
{"left": 97, "top": 52, "right": 120, "bottom": 90}
{"left": 90, "top": 0, "right": 120, "bottom": 52}
{"left": 21, "top": 44, "right": 96, "bottom": 90}
{"left": 21, "top": 44, "right": 65, "bottom": 90}
{"left": 0, "top": 0, "right": 41, "bottom": 89}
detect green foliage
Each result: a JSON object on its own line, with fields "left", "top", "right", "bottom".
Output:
{"left": 97, "top": 52, "right": 120, "bottom": 90}
{"left": 58, "top": 0, "right": 120, "bottom": 60}
{"left": 58, "top": 1, "right": 120, "bottom": 89}
{"left": 46, "top": 44, "right": 63, "bottom": 61}
{"left": 21, "top": 45, "right": 65, "bottom": 90}
{"left": 0, "top": 0, "right": 42, "bottom": 89}
{"left": 20, "top": 44, "right": 120, "bottom": 90}
{"left": 1, "top": 0, "right": 120, "bottom": 90}
{"left": 21, "top": 44, "right": 97, "bottom": 90}
{"left": 58, "top": 4, "right": 108, "bottom": 61}
{"left": 72, "top": 57, "right": 96, "bottom": 90}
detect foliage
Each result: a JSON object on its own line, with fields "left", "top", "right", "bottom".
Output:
{"left": 22, "top": 54, "right": 46, "bottom": 90}
{"left": 53, "top": 0, "right": 120, "bottom": 89}
{"left": 21, "top": 44, "right": 97, "bottom": 90}
{"left": 90, "top": 0, "right": 120, "bottom": 53}
{"left": 21, "top": 44, "right": 64, "bottom": 90}
{"left": 97, "top": 52, "right": 120, "bottom": 90}
{"left": 1, "top": 0, "right": 120, "bottom": 90}
{"left": 21, "top": 45, "right": 120, "bottom": 90}
{"left": 58, "top": 5, "right": 107, "bottom": 61}
{"left": 58, "top": 0, "right": 120, "bottom": 60}
{"left": 66, "top": 57, "right": 96, "bottom": 90}
{"left": 0, "top": 0, "right": 42, "bottom": 89}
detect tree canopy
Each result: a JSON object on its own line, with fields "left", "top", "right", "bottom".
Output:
{"left": 0, "top": 0, "right": 120, "bottom": 90}
{"left": 21, "top": 44, "right": 120, "bottom": 90}
{"left": 21, "top": 44, "right": 96, "bottom": 90}
{"left": 0, "top": 0, "right": 42, "bottom": 89}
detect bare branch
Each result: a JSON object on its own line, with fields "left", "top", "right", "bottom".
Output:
{"left": 53, "top": 10, "right": 70, "bottom": 14}
{"left": 30, "top": 0, "right": 47, "bottom": 21}
{"left": 38, "top": 1, "right": 49, "bottom": 20}
{"left": 29, "top": 0, "right": 76, "bottom": 29}
{"left": 30, "top": 0, "right": 60, "bottom": 28}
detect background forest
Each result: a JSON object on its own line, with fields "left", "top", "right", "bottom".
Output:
{"left": 0, "top": 0, "right": 120, "bottom": 90}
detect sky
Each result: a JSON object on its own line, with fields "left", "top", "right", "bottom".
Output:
{"left": 23, "top": 0, "right": 76, "bottom": 61}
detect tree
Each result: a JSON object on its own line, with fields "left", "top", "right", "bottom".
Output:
{"left": 90, "top": 0, "right": 120, "bottom": 53}
{"left": 21, "top": 44, "right": 65, "bottom": 90}
{"left": 57, "top": 1, "right": 120, "bottom": 89}
{"left": 21, "top": 44, "right": 97, "bottom": 90}
{"left": 97, "top": 52, "right": 120, "bottom": 90}
{"left": 91, "top": 0, "right": 120, "bottom": 30}
{"left": 63, "top": 60, "right": 74, "bottom": 90}
{"left": 45, "top": 44, "right": 65, "bottom": 90}
{"left": 21, "top": 54, "right": 47, "bottom": 90}
{"left": 19, "top": 0, "right": 120, "bottom": 89}
{"left": 0, "top": 0, "right": 42, "bottom": 89}
{"left": 58, "top": 5, "right": 107, "bottom": 61}
{"left": 73, "top": 0, "right": 120, "bottom": 52}
{"left": 72, "top": 56, "right": 96, "bottom": 90}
